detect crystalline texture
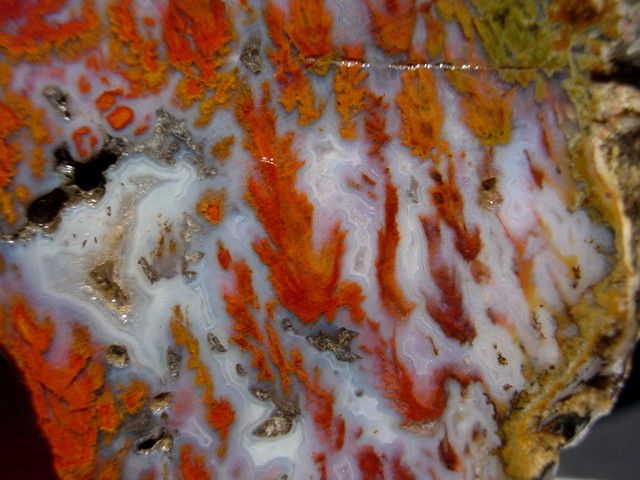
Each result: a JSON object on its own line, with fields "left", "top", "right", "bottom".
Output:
{"left": 0, "top": 1, "right": 638, "bottom": 479}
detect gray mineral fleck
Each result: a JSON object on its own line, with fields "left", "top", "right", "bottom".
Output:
{"left": 106, "top": 344, "right": 130, "bottom": 368}
{"left": 307, "top": 327, "right": 361, "bottom": 362}
{"left": 241, "top": 36, "right": 263, "bottom": 74}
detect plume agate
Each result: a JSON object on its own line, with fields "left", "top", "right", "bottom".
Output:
{"left": 0, "top": 1, "right": 639, "bottom": 479}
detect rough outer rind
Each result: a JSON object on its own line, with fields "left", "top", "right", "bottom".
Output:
{"left": 499, "top": 3, "right": 640, "bottom": 478}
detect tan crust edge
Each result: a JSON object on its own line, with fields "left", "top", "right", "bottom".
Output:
{"left": 500, "top": 9, "right": 640, "bottom": 480}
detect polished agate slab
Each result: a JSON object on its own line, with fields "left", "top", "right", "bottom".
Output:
{"left": 0, "top": 1, "right": 638, "bottom": 479}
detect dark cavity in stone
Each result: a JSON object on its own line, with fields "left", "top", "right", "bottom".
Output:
{"left": 26, "top": 188, "right": 69, "bottom": 225}
{"left": 135, "top": 428, "right": 173, "bottom": 455}
{"left": 592, "top": 41, "right": 640, "bottom": 90}
{"left": 540, "top": 412, "right": 590, "bottom": 442}
{"left": 54, "top": 141, "right": 121, "bottom": 191}
{"left": 25, "top": 138, "right": 126, "bottom": 229}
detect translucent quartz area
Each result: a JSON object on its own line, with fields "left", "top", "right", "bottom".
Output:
{"left": 0, "top": 1, "right": 633, "bottom": 479}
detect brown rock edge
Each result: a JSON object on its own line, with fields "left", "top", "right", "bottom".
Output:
{"left": 499, "top": 3, "right": 640, "bottom": 478}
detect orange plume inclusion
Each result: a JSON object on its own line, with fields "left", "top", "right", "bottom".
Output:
{"left": 447, "top": 68, "right": 514, "bottom": 146}
{"left": 396, "top": 68, "right": 448, "bottom": 161}
{"left": 106, "top": 105, "right": 135, "bottom": 130}
{"left": 163, "top": 0, "right": 237, "bottom": 116}
{"left": 333, "top": 45, "right": 369, "bottom": 139}
{"left": 169, "top": 306, "right": 235, "bottom": 458}
{"left": 290, "top": 348, "right": 345, "bottom": 451}
{"left": 0, "top": 93, "right": 51, "bottom": 224}
{"left": 72, "top": 126, "right": 98, "bottom": 158}
{"left": 429, "top": 159, "right": 482, "bottom": 262}
{"left": 363, "top": 93, "right": 392, "bottom": 162}
{"left": 180, "top": 443, "right": 213, "bottom": 480}
{"left": 0, "top": 299, "right": 105, "bottom": 479}
{"left": 234, "top": 83, "right": 365, "bottom": 325}
{"left": 117, "top": 379, "right": 149, "bottom": 414}
{"left": 286, "top": 0, "right": 334, "bottom": 61}
{"left": 365, "top": 0, "right": 417, "bottom": 54}
{"left": 220, "top": 250, "right": 296, "bottom": 396}
{"left": 95, "top": 89, "right": 123, "bottom": 112}
{"left": 107, "top": 0, "right": 167, "bottom": 95}
{"left": 163, "top": 0, "right": 233, "bottom": 84}
{"left": 422, "top": 217, "right": 477, "bottom": 343}
{"left": 210, "top": 135, "right": 235, "bottom": 162}
{"left": 0, "top": 297, "right": 169, "bottom": 478}
{"left": 362, "top": 88, "right": 415, "bottom": 321}
{"left": 377, "top": 180, "right": 416, "bottom": 320}
{"left": 0, "top": 0, "right": 101, "bottom": 61}
{"left": 362, "top": 320, "right": 477, "bottom": 422}
{"left": 197, "top": 188, "right": 227, "bottom": 225}
{"left": 263, "top": 1, "right": 324, "bottom": 125}
{"left": 357, "top": 445, "right": 385, "bottom": 479}
{"left": 221, "top": 256, "right": 276, "bottom": 384}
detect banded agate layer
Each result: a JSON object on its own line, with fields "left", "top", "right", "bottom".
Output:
{"left": 0, "top": 1, "right": 636, "bottom": 479}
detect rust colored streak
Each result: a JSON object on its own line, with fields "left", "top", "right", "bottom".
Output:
{"left": 377, "top": 179, "right": 415, "bottom": 319}
{"left": 391, "top": 455, "right": 417, "bottom": 480}
{"left": 265, "top": 320, "right": 293, "bottom": 395}
{"left": 234, "top": 83, "right": 365, "bottom": 325}
{"left": 423, "top": 7, "right": 445, "bottom": 58}
{"left": 220, "top": 259, "right": 275, "bottom": 383}
{"left": 365, "top": 0, "right": 417, "bottom": 54}
{"left": 180, "top": 443, "right": 212, "bottom": 480}
{"left": 263, "top": 2, "right": 323, "bottom": 125}
{"left": 498, "top": 222, "right": 538, "bottom": 306}
{"left": 0, "top": 298, "right": 106, "bottom": 479}
{"left": 525, "top": 150, "right": 544, "bottom": 189}
{"left": 421, "top": 217, "right": 476, "bottom": 343}
{"left": 170, "top": 306, "right": 235, "bottom": 458}
{"left": 217, "top": 241, "right": 231, "bottom": 271}
{"left": 286, "top": 0, "right": 334, "bottom": 59}
{"left": 363, "top": 320, "right": 477, "bottom": 422}
{"left": 439, "top": 433, "right": 462, "bottom": 472}
{"left": 334, "top": 415, "right": 346, "bottom": 451}
{"left": 429, "top": 159, "right": 482, "bottom": 262}
{"left": 357, "top": 445, "right": 384, "bottom": 480}
{"left": 364, "top": 93, "right": 391, "bottom": 162}
{"left": 290, "top": 348, "right": 344, "bottom": 451}
{"left": 313, "top": 452, "right": 328, "bottom": 480}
